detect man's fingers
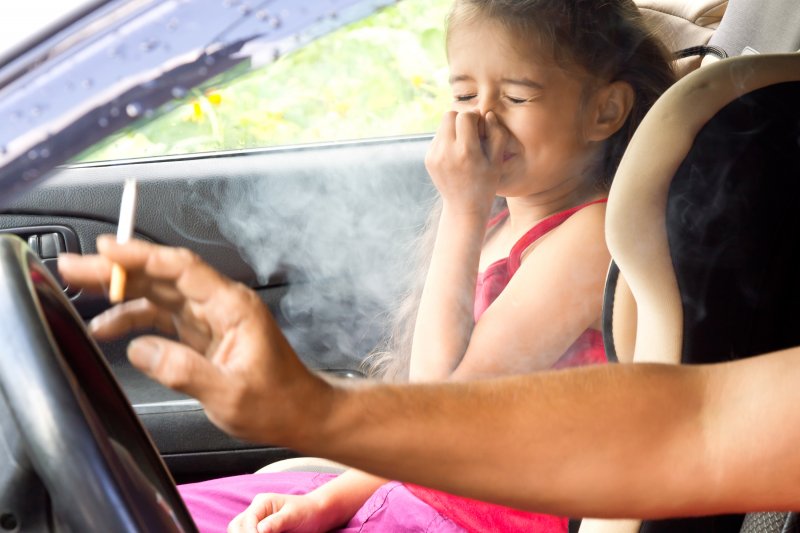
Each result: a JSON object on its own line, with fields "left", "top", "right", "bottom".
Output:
{"left": 57, "top": 253, "right": 113, "bottom": 293}
{"left": 88, "top": 299, "right": 178, "bottom": 340}
{"left": 127, "top": 335, "right": 222, "bottom": 401}
{"left": 98, "top": 236, "right": 230, "bottom": 304}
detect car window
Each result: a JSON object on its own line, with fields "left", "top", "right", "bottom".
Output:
{"left": 75, "top": 0, "right": 451, "bottom": 163}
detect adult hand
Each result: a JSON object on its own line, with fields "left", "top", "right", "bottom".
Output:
{"left": 228, "top": 492, "right": 336, "bottom": 533}
{"left": 58, "top": 236, "right": 331, "bottom": 444}
{"left": 424, "top": 110, "right": 508, "bottom": 217}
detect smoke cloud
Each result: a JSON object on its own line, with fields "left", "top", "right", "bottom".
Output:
{"left": 216, "top": 145, "right": 436, "bottom": 372}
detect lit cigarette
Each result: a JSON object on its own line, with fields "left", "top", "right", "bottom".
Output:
{"left": 109, "top": 178, "right": 137, "bottom": 303}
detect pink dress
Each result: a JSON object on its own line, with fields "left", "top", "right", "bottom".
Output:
{"left": 179, "top": 199, "right": 607, "bottom": 532}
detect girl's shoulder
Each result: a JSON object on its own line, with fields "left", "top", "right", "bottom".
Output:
{"left": 522, "top": 198, "right": 607, "bottom": 247}
{"left": 512, "top": 199, "right": 607, "bottom": 269}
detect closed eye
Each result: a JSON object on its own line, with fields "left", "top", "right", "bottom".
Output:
{"left": 454, "top": 94, "right": 476, "bottom": 102}
{"left": 505, "top": 95, "right": 532, "bottom": 104}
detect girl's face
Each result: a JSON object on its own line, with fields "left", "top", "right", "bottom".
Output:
{"left": 447, "top": 18, "right": 601, "bottom": 199}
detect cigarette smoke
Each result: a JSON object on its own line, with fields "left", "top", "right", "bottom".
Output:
{"left": 216, "top": 143, "right": 436, "bottom": 372}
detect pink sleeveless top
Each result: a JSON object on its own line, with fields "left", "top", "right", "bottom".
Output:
{"left": 406, "top": 198, "right": 608, "bottom": 533}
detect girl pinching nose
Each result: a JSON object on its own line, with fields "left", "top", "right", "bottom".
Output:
{"left": 61, "top": 1, "right": 675, "bottom": 532}
{"left": 182, "top": 1, "right": 675, "bottom": 532}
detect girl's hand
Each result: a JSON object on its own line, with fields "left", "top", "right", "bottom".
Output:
{"left": 227, "top": 492, "right": 334, "bottom": 533}
{"left": 57, "top": 236, "right": 330, "bottom": 444}
{"left": 424, "top": 110, "right": 509, "bottom": 216}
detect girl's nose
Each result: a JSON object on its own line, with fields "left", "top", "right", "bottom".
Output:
{"left": 475, "top": 97, "right": 494, "bottom": 116}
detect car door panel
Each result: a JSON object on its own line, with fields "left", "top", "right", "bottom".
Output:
{"left": 0, "top": 135, "right": 434, "bottom": 482}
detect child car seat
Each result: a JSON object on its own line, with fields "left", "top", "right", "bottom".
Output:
{"left": 582, "top": 52, "right": 800, "bottom": 533}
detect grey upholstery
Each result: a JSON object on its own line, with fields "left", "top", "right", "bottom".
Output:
{"left": 740, "top": 512, "right": 798, "bottom": 533}
{"left": 708, "top": 0, "right": 800, "bottom": 55}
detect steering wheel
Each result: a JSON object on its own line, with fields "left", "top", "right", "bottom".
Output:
{"left": 0, "top": 235, "right": 197, "bottom": 532}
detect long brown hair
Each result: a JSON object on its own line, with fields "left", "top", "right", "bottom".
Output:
{"left": 362, "top": 0, "right": 675, "bottom": 381}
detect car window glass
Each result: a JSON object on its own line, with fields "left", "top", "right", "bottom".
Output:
{"left": 75, "top": 0, "right": 451, "bottom": 163}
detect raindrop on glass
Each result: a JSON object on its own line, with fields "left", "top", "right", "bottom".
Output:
{"left": 171, "top": 86, "right": 187, "bottom": 99}
{"left": 126, "top": 103, "right": 143, "bottom": 118}
{"left": 167, "top": 18, "right": 179, "bottom": 31}
{"left": 98, "top": 117, "right": 110, "bottom": 128}
{"left": 27, "top": 150, "right": 38, "bottom": 160}
{"left": 204, "top": 55, "right": 216, "bottom": 66}
{"left": 270, "top": 16, "right": 282, "bottom": 29}
{"left": 223, "top": 0, "right": 239, "bottom": 7}
{"left": 144, "top": 108, "right": 155, "bottom": 119}
{"left": 30, "top": 106, "right": 42, "bottom": 117}
{"left": 256, "top": 9, "right": 269, "bottom": 21}
{"left": 140, "top": 39, "right": 158, "bottom": 52}
{"left": 110, "top": 106, "right": 121, "bottom": 117}
{"left": 40, "top": 148, "right": 50, "bottom": 159}
{"left": 82, "top": 78, "right": 93, "bottom": 89}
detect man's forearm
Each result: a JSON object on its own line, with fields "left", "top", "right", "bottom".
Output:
{"left": 287, "top": 351, "right": 800, "bottom": 519}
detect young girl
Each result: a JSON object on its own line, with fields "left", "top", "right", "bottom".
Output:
{"left": 172, "top": 1, "right": 674, "bottom": 531}
{"left": 76, "top": 0, "right": 674, "bottom": 531}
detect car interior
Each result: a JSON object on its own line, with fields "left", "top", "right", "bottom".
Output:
{"left": 0, "top": 0, "right": 799, "bottom": 531}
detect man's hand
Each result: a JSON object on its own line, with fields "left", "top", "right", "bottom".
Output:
{"left": 58, "top": 235, "right": 330, "bottom": 444}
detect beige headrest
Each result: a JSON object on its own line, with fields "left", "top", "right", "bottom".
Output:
{"left": 636, "top": 0, "right": 728, "bottom": 76}
{"left": 608, "top": 53, "right": 800, "bottom": 366}
{"left": 581, "top": 51, "right": 800, "bottom": 533}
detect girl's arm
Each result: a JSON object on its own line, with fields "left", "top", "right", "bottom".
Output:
{"left": 409, "top": 203, "right": 487, "bottom": 380}
{"left": 450, "top": 202, "right": 610, "bottom": 379}
{"left": 409, "top": 110, "right": 507, "bottom": 381}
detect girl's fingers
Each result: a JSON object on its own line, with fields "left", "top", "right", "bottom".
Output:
{"left": 434, "top": 110, "right": 458, "bottom": 142}
{"left": 477, "top": 110, "right": 486, "bottom": 140}
{"left": 88, "top": 298, "right": 178, "bottom": 339}
{"left": 484, "top": 111, "right": 509, "bottom": 165}
{"left": 454, "top": 110, "right": 480, "bottom": 149}
{"left": 227, "top": 512, "right": 246, "bottom": 533}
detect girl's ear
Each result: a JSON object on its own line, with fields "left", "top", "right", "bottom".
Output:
{"left": 585, "top": 81, "right": 634, "bottom": 142}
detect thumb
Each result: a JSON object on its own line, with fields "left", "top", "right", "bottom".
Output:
{"left": 128, "top": 336, "right": 221, "bottom": 401}
{"left": 484, "top": 111, "right": 508, "bottom": 167}
{"left": 258, "top": 510, "right": 291, "bottom": 533}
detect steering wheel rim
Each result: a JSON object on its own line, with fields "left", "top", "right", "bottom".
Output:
{"left": 0, "top": 235, "right": 196, "bottom": 532}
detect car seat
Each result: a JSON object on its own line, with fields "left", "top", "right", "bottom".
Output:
{"left": 635, "top": 0, "right": 728, "bottom": 76}
{"left": 580, "top": 52, "right": 800, "bottom": 533}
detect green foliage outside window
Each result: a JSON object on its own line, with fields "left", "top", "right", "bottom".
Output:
{"left": 77, "top": 0, "right": 453, "bottom": 163}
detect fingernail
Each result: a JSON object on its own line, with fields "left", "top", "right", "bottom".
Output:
{"left": 87, "top": 314, "right": 107, "bottom": 334}
{"left": 128, "top": 338, "right": 162, "bottom": 371}
{"left": 96, "top": 234, "right": 116, "bottom": 251}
